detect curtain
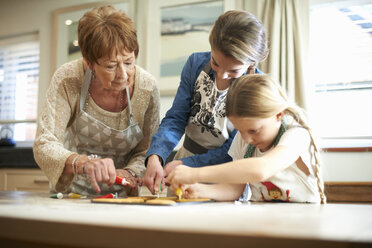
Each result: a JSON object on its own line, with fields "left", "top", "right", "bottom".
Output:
{"left": 244, "top": 0, "right": 310, "bottom": 109}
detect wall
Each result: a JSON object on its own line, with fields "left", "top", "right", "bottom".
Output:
{"left": 0, "top": 0, "right": 99, "bottom": 116}
{"left": 0, "top": 0, "right": 370, "bottom": 182}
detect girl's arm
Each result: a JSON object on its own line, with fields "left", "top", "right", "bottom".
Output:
{"left": 180, "top": 183, "right": 246, "bottom": 202}
{"left": 168, "top": 145, "right": 301, "bottom": 185}
{"left": 202, "top": 145, "right": 300, "bottom": 183}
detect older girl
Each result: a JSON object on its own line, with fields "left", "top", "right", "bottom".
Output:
{"left": 167, "top": 74, "right": 326, "bottom": 203}
{"left": 145, "top": 10, "right": 268, "bottom": 194}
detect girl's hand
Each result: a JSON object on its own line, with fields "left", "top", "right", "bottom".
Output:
{"left": 183, "top": 184, "right": 204, "bottom": 199}
{"left": 163, "top": 160, "right": 183, "bottom": 177}
{"left": 169, "top": 183, "right": 203, "bottom": 199}
{"left": 81, "top": 157, "right": 116, "bottom": 193}
{"left": 166, "top": 165, "right": 198, "bottom": 187}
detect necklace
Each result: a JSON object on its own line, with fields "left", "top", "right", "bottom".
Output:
{"left": 244, "top": 120, "right": 287, "bottom": 158}
{"left": 119, "top": 89, "right": 123, "bottom": 111}
{"left": 118, "top": 89, "right": 124, "bottom": 128}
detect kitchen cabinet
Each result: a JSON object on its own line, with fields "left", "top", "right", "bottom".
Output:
{"left": 0, "top": 169, "right": 49, "bottom": 192}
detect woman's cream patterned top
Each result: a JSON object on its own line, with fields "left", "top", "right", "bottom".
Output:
{"left": 33, "top": 59, "right": 160, "bottom": 192}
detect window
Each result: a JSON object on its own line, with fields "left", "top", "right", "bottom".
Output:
{"left": 0, "top": 33, "right": 39, "bottom": 143}
{"left": 309, "top": 0, "right": 372, "bottom": 146}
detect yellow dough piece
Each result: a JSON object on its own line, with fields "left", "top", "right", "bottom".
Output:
{"left": 159, "top": 196, "right": 178, "bottom": 201}
{"left": 91, "top": 196, "right": 212, "bottom": 205}
{"left": 176, "top": 198, "right": 212, "bottom": 202}
{"left": 128, "top": 196, "right": 156, "bottom": 200}
{"left": 145, "top": 199, "right": 177, "bottom": 205}
{"left": 92, "top": 198, "right": 145, "bottom": 203}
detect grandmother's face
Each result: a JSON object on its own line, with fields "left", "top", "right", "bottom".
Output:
{"left": 93, "top": 50, "right": 136, "bottom": 91}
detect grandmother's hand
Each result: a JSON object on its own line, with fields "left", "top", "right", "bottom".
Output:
{"left": 116, "top": 169, "right": 137, "bottom": 189}
{"left": 79, "top": 157, "right": 116, "bottom": 193}
{"left": 116, "top": 169, "right": 140, "bottom": 196}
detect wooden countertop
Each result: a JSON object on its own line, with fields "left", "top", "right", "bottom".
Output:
{"left": 0, "top": 191, "right": 371, "bottom": 248}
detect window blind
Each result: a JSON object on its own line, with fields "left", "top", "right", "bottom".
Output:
{"left": 309, "top": 2, "right": 372, "bottom": 140}
{"left": 0, "top": 32, "right": 39, "bottom": 141}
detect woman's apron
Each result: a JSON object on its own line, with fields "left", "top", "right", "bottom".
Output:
{"left": 64, "top": 68, "right": 143, "bottom": 196}
{"left": 174, "top": 62, "right": 235, "bottom": 160}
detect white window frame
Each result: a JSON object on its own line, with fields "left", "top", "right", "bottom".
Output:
{"left": 309, "top": 0, "right": 372, "bottom": 149}
{"left": 0, "top": 32, "right": 39, "bottom": 146}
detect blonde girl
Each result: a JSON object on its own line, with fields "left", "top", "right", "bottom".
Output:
{"left": 167, "top": 74, "right": 326, "bottom": 204}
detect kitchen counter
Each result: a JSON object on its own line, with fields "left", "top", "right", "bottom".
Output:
{"left": 0, "top": 191, "right": 371, "bottom": 248}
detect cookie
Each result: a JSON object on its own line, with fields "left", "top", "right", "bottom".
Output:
{"left": 92, "top": 198, "right": 145, "bottom": 203}
{"left": 145, "top": 199, "right": 177, "bottom": 205}
{"left": 176, "top": 198, "right": 212, "bottom": 202}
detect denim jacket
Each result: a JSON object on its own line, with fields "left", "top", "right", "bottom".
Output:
{"left": 146, "top": 52, "right": 262, "bottom": 167}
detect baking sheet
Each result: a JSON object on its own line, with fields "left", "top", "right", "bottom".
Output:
{"left": 91, "top": 196, "right": 214, "bottom": 206}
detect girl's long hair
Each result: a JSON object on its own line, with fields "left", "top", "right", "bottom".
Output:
{"left": 226, "top": 74, "right": 326, "bottom": 204}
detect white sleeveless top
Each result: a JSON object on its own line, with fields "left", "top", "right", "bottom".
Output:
{"left": 228, "top": 126, "right": 321, "bottom": 203}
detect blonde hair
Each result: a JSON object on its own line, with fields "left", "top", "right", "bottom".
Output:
{"left": 78, "top": 5, "right": 139, "bottom": 65}
{"left": 226, "top": 74, "right": 327, "bottom": 204}
{"left": 209, "top": 10, "right": 268, "bottom": 66}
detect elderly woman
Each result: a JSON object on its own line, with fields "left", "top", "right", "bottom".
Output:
{"left": 33, "top": 5, "right": 160, "bottom": 196}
